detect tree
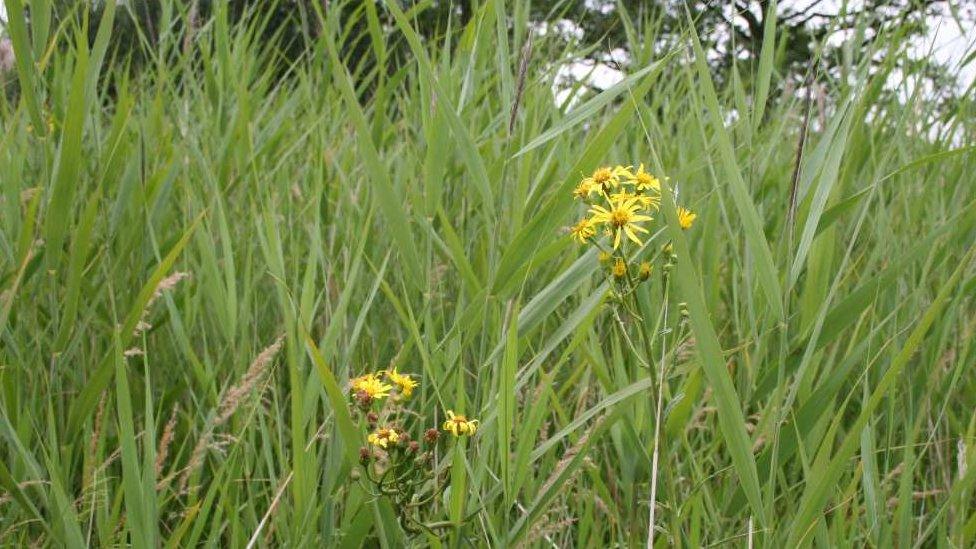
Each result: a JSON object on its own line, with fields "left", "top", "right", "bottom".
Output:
{"left": 4, "top": 0, "right": 969, "bottom": 101}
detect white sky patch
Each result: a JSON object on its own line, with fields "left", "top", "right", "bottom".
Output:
{"left": 548, "top": 0, "right": 974, "bottom": 110}
{"left": 584, "top": 0, "right": 615, "bottom": 16}
{"left": 532, "top": 18, "right": 585, "bottom": 40}
{"left": 554, "top": 58, "right": 626, "bottom": 107}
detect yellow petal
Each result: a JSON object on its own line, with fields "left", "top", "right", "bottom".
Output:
{"left": 624, "top": 227, "right": 643, "bottom": 246}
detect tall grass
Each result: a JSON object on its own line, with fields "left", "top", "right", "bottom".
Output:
{"left": 1, "top": 1, "right": 974, "bottom": 546}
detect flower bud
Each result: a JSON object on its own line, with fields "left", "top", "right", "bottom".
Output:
{"left": 423, "top": 428, "right": 440, "bottom": 443}
{"left": 638, "top": 261, "right": 652, "bottom": 281}
{"left": 365, "top": 412, "right": 378, "bottom": 428}
{"left": 353, "top": 390, "right": 373, "bottom": 410}
{"left": 612, "top": 258, "right": 627, "bottom": 279}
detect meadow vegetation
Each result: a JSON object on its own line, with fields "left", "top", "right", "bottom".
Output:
{"left": 0, "top": 0, "right": 974, "bottom": 546}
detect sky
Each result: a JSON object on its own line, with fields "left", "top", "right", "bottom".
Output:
{"left": 555, "top": 1, "right": 975, "bottom": 106}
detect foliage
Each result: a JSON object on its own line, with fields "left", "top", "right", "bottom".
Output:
{"left": 0, "top": 0, "right": 975, "bottom": 546}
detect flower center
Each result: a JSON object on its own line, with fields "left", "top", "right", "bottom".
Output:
{"left": 610, "top": 208, "right": 632, "bottom": 227}
{"left": 593, "top": 168, "right": 612, "bottom": 184}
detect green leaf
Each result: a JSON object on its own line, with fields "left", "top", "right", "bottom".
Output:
{"left": 787, "top": 245, "right": 976, "bottom": 546}
{"left": 513, "top": 54, "right": 675, "bottom": 158}
{"left": 660, "top": 182, "right": 767, "bottom": 524}
{"left": 687, "top": 17, "right": 784, "bottom": 320}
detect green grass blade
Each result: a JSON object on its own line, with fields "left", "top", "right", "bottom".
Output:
{"left": 660, "top": 182, "right": 766, "bottom": 524}
{"left": 686, "top": 15, "right": 785, "bottom": 320}
{"left": 787, "top": 245, "right": 976, "bottom": 546}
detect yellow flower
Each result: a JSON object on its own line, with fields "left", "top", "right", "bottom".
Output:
{"left": 677, "top": 207, "right": 697, "bottom": 230}
{"left": 612, "top": 258, "right": 627, "bottom": 279}
{"left": 367, "top": 427, "right": 400, "bottom": 448}
{"left": 350, "top": 373, "right": 393, "bottom": 400}
{"left": 638, "top": 261, "right": 652, "bottom": 281}
{"left": 581, "top": 166, "right": 629, "bottom": 192}
{"left": 570, "top": 218, "right": 596, "bottom": 243}
{"left": 597, "top": 251, "right": 611, "bottom": 263}
{"left": 442, "top": 410, "right": 479, "bottom": 437}
{"left": 573, "top": 181, "right": 596, "bottom": 200}
{"left": 384, "top": 369, "right": 418, "bottom": 398}
{"left": 611, "top": 189, "right": 659, "bottom": 210}
{"left": 630, "top": 164, "right": 661, "bottom": 193}
{"left": 608, "top": 190, "right": 636, "bottom": 202}
{"left": 589, "top": 196, "right": 653, "bottom": 249}
{"left": 637, "top": 193, "right": 660, "bottom": 209}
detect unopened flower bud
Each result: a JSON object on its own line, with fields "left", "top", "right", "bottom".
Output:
{"left": 354, "top": 390, "right": 373, "bottom": 410}
{"left": 359, "top": 447, "right": 371, "bottom": 464}
{"left": 365, "top": 412, "right": 378, "bottom": 427}
{"left": 407, "top": 441, "right": 420, "bottom": 454}
{"left": 612, "top": 258, "right": 627, "bottom": 279}
{"left": 423, "top": 428, "right": 440, "bottom": 443}
{"left": 638, "top": 261, "right": 652, "bottom": 281}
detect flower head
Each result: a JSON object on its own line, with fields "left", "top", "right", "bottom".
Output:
{"left": 570, "top": 218, "right": 596, "bottom": 243}
{"left": 581, "top": 166, "right": 629, "bottom": 192}
{"left": 573, "top": 180, "right": 596, "bottom": 200}
{"left": 677, "top": 207, "right": 697, "bottom": 230}
{"left": 442, "top": 410, "right": 479, "bottom": 437}
{"left": 423, "top": 428, "right": 440, "bottom": 443}
{"left": 630, "top": 164, "right": 661, "bottom": 193}
{"left": 384, "top": 368, "right": 418, "bottom": 398}
{"left": 589, "top": 196, "right": 653, "bottom": 249}
{"left": 350, "top": 373, "right": 393, "bottom": 402}
{"left": 612, "top": 258, "right": 627, "bottom": 279}
{"left": 638, "top": 261, "right": 652, "bottom": 281}
{"left": 610, "top": 189, "right": 659, "bottom": 210}
{"left": 367, "top": 427, "right": 401, "bottom": 448}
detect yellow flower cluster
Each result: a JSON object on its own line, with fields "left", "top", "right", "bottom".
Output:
{"left": 572, "top": 164, "right": 697, "bottom": 293}
{"left": 350, "top": 369, "right": 479, "bottom": 536}
{"left": 570, "top": 164, "right": 696, "bottom": 250}
{"left": 350, "top": 369, "right": 418, "bottom": 407}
